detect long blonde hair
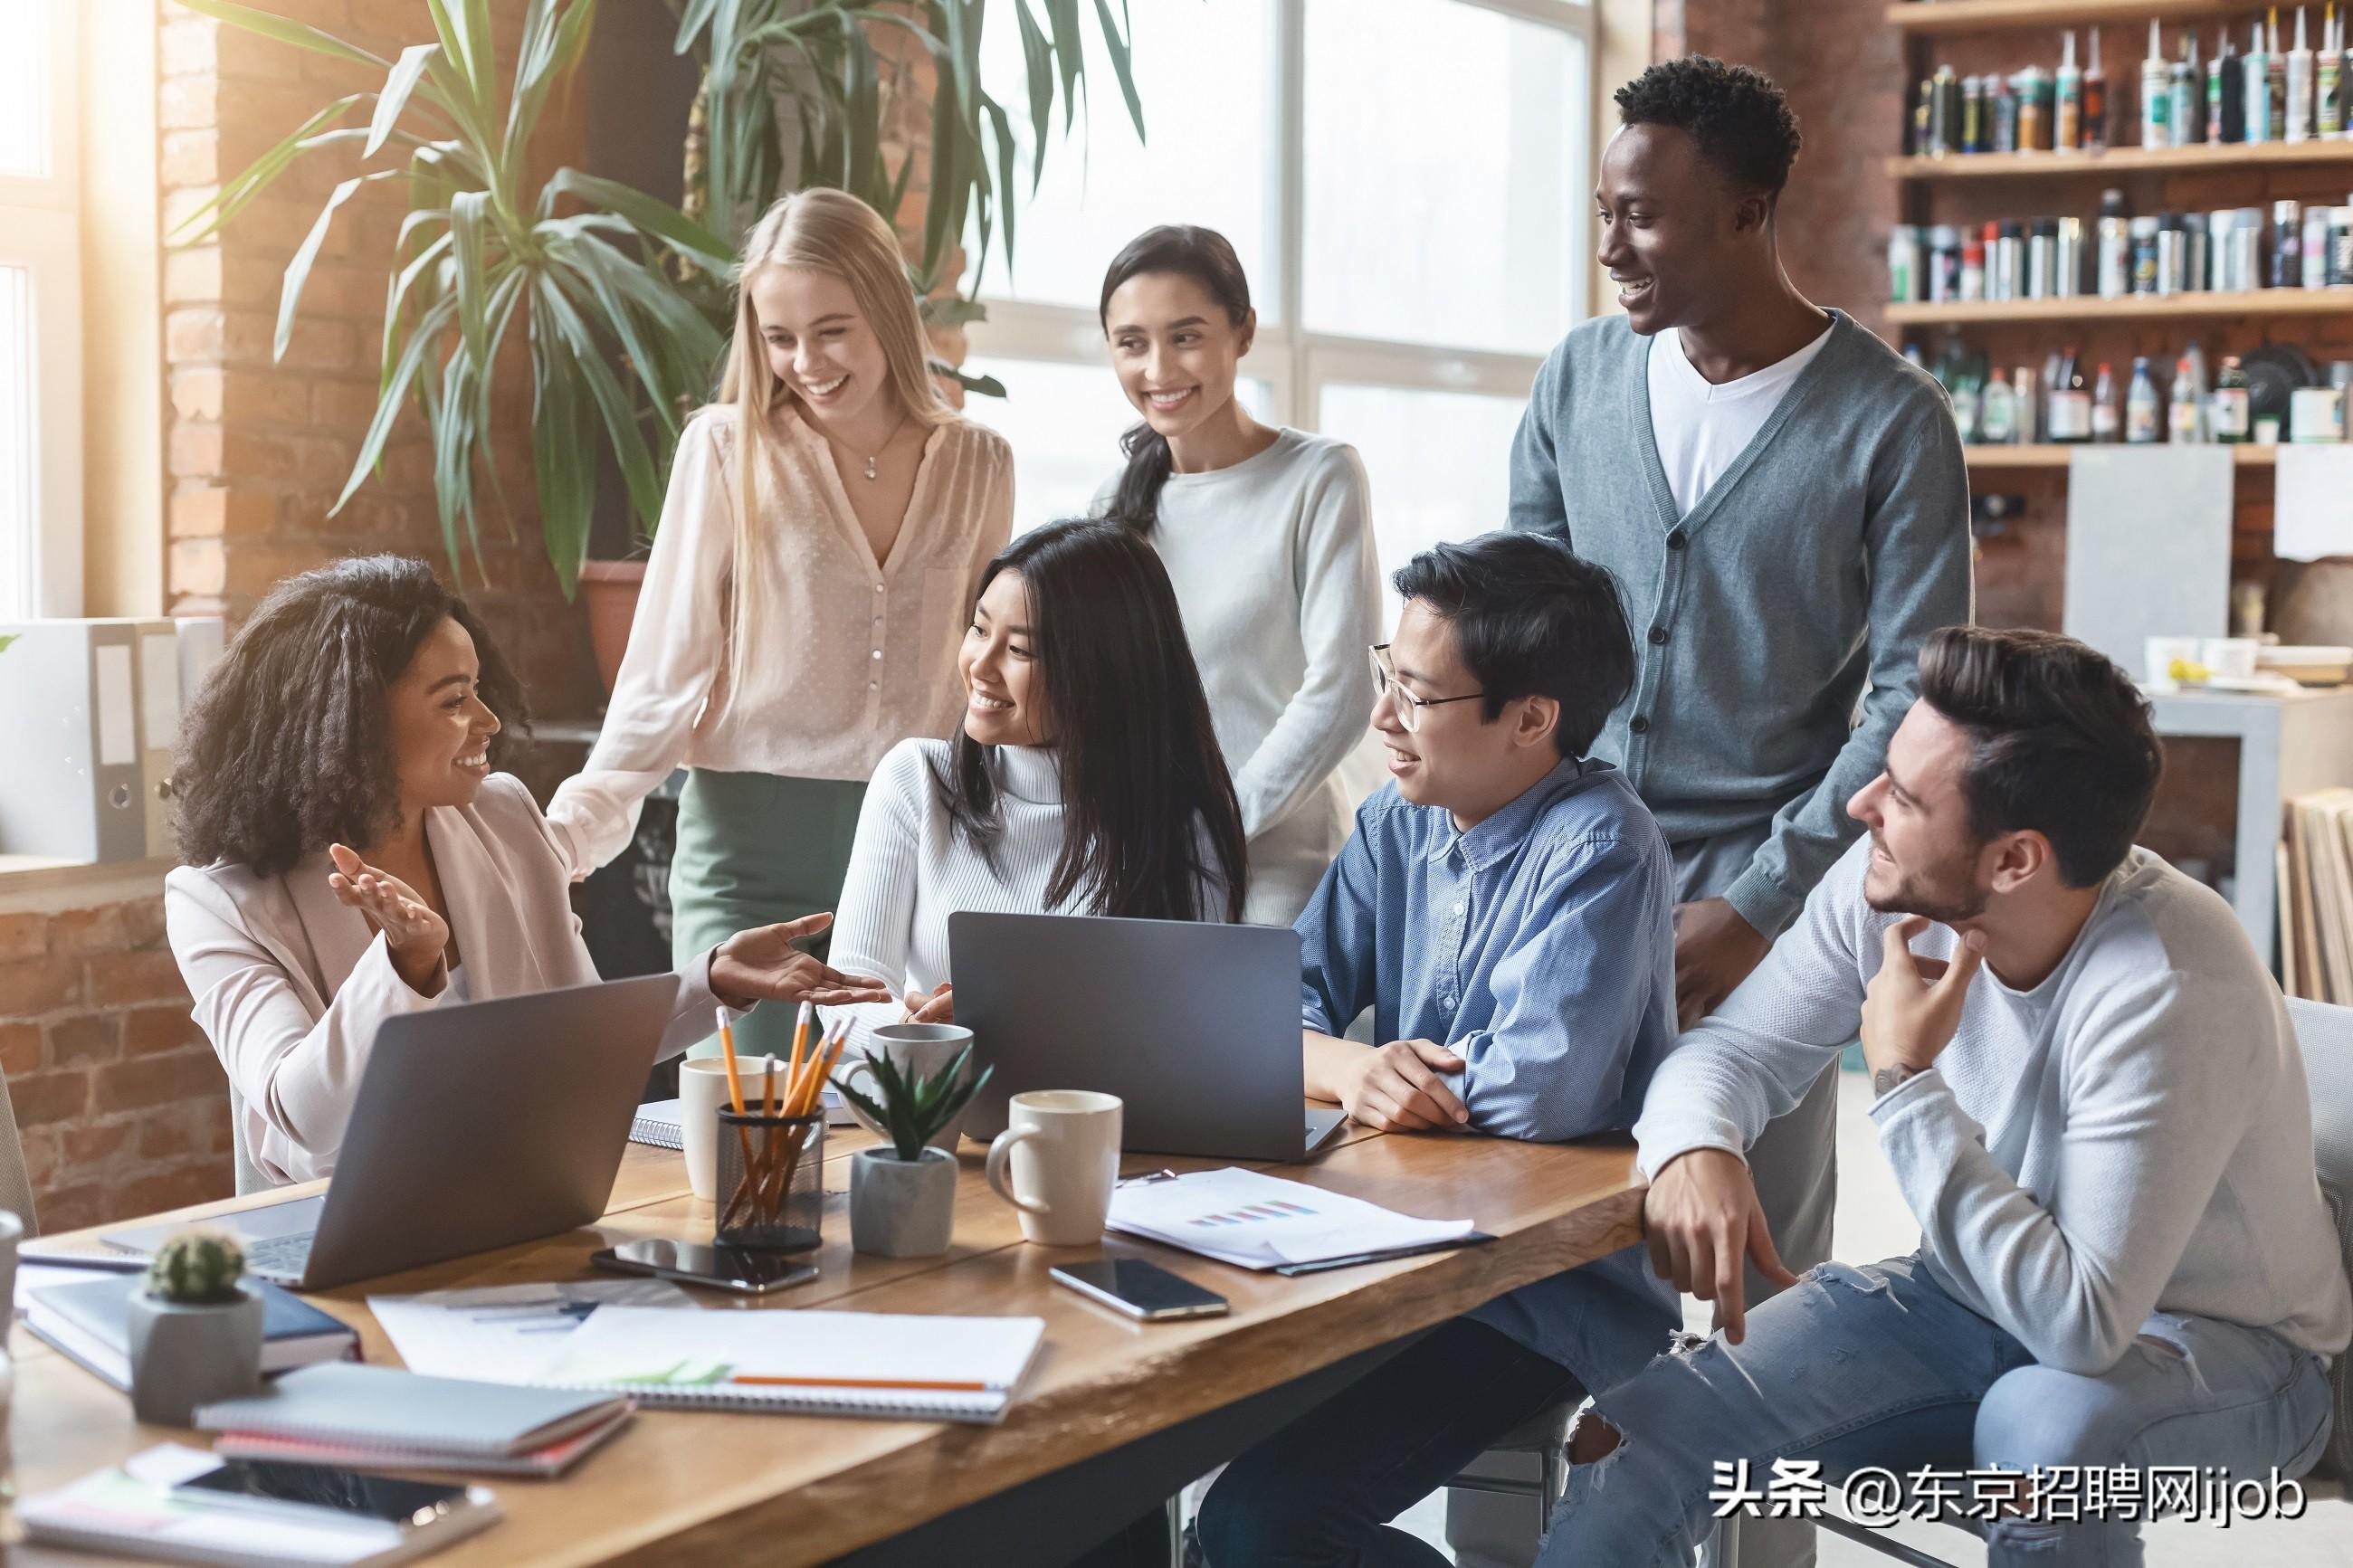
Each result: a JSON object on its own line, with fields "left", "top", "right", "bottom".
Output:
{"left": 712, "top": 188, "right": 952, "bottom": 712}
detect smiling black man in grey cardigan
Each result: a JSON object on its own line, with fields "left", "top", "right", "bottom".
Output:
{"left": 1506, "top": 57, "right": 1971, "bottom": 1568}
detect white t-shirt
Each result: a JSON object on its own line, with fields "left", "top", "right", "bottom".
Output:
{"left": 1646, "top": 320, "right": 1834, "bottom": 518}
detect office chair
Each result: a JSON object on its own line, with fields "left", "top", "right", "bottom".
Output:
{"left": 0, "top": 1068, "right": 39, "bottom": 1234}
{"left": 226, "top": 1085, "right": 271, "bottom": 1195}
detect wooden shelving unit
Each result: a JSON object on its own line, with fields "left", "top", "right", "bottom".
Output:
{"left": 1965, "top": 442, "right": 2282, "bottom": 467}
{"left": 1890, "top": 140, "right": 2353, "bottom": 181}
{"left": 1889, "top": 289, "right": 2353, "bottom": 325}
{"left": 1890, "top": 0, "right": 2252, "bottom": 33}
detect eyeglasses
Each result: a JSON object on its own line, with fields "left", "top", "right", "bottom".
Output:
{"left": 1368, "top": 644, "right": 1485, "bottom": 735}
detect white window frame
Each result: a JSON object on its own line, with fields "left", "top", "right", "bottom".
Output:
{"left": 964, "top": 0, "right": 1596, "bottom": 445}
{"left": 0, "top": 0, "right": 83, "bottom": 619}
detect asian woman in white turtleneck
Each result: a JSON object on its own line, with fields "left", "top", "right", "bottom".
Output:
{"left": 1092, "top": 225, "right": 1380, "bottom": 927}
{"left": 825, "top": 518, "right": 1251, "bottom": 1049}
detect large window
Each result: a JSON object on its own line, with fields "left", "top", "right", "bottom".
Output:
{"left": 963, "top": 0, "right": 1593, "bottom": 594}
{"left": 0, "top": 0, "right": 80, "bottom": 618}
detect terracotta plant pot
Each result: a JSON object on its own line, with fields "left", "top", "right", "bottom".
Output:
{"left": 578, "top": 559, "right": 646, "bottom": 697}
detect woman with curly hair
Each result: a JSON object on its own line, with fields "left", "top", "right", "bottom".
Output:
{"left": 166, "top": 556, "right": 890, "bottom": 1184}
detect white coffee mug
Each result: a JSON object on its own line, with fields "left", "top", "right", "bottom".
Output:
{"left": 678, "top": 1057, "right": 745, "bottom": 1203}
{"left": 985, "top": 1090, "right": 1122, "bottom": 1247}
{"left": 837, "top": 1023, "right": 978, "bottom": 1153}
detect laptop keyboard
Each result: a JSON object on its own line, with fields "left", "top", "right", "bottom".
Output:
{"left": 240, "top": 1231, "right": 318, "bottom": 1279}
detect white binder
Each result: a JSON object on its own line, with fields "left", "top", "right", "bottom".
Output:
{"left": 0, "top": 621, "right": 148, "bottom": 863}
{"left": 83, "top": 619, "right": 185, "bottom": 860}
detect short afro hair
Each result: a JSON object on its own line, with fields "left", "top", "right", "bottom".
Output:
{"left": 1615, "top": 55, "right": 1802, "bottom": 198}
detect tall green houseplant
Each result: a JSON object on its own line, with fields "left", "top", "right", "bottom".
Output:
{"left": 174, "top": 0, "right": 1148, "bottom": 594}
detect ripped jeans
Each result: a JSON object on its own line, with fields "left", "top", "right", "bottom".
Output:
{"left": 1539, "top": 1253, "right": 2336, "bottom": 1568}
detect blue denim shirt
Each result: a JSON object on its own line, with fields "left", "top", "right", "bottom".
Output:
{"left": 1298, "top": 757, "right": 1683, "bottom": 1392}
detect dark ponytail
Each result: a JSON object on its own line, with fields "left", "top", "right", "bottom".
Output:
{"left": 1096, "top": 224, "right": 1253, "bottom": 537}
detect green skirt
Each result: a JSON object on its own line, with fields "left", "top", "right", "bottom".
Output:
{"left": 670, "top": 768, "right": 868, "bottom": 1060}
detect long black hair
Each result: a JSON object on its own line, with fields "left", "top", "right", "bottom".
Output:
{"left": 1096, "top": 224, "right": 1254, "bottom": 536}
{"left": 930, "top": 518, "right": 1248, "bottom": 923}
{"left": 172, "top": 555, "right": 530, "bottom": 876}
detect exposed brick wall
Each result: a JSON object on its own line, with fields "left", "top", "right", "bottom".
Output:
{"left": 158, "top": 0, "right": 595, "bottom": 716}
{"left": 0, "top": 893, "right": 230, "bottom": 1232}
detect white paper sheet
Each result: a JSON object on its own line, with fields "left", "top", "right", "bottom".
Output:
{"left": 2272, "top": 446, "right": 2353, "bottom": 562}
{"left": 369, "top": 1278, "right": 695, "bottom": 1383}
{"left": 1106, "top": 1167, "right": 1475, "bottom": 1269}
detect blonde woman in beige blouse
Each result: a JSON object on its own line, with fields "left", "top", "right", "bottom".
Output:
{"left": 548, "top": 189, "right": 1012, "bottom": 1061}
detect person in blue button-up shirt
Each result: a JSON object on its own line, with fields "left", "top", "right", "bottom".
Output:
{"left": 1196, "top": 531, "right": 1685, "bottom": 1568}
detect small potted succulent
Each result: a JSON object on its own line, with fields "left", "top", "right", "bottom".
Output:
{"left": 126, "top": 1228, "right": 263, "bottom": 1426}
{"left": 839, "top": 1048, "right": 990, "bottom": 1259}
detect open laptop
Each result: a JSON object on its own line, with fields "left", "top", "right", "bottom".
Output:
{"left": 951, "top": 912, "right": 1348, "bottom": 1161}
{"left": 105, "top": 974, "right": 682, "bottom": 1290}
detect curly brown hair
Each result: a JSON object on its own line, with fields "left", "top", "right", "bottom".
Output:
{"left": 171, "top": 556, "right": 530, "bottom": 876}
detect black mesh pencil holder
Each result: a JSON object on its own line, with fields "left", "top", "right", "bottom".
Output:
{"left": 715, "top": 1109, "right": 824, "bottom": 1252}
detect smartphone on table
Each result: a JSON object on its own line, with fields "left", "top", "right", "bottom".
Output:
{"left": 1050, "top": 1258, "right": 1230, "bottom": 1321}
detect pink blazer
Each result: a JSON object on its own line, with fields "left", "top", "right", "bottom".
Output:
{"left": 167, "top": 773, "right": 719, "bottom": 1183}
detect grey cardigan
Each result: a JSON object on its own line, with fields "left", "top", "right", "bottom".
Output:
{"left": 1507, "top": 310, "right": 1972, "bottom": 935}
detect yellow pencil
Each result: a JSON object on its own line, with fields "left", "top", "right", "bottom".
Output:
{"left": 786, "top": 1000, "right": 812, "bottom": 1087}
{"left": 713, "top": 1006, "right": 748, "bottom": 1116}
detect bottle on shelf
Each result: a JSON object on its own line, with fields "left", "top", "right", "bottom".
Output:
{"left": 2248, "top": 18, "right": 2274, "bottom": 145}
{"left": 2091, "top": 361, "right": 2121, "bottom": 443}
{"left": 2085, "top": 26, "right": 2111, "bottom": 150}
{"left": 1993, "top": 71, "right": 2021, "bottom": 154}
{"left": 2174, "top": 31, "right": 2205, "bottom": 147}
{"left": 2323, "top": 5, "right": 2344, "bottom": 137}
{"left": 2126, "top": 358, "right": 2163, "bottom": 443}
{"left": 1933, "top": 64, "right": 1964, "bottom": 156}
{"left": 2170, "top": 357, "right": 2205, "bottom": 442}
{"left": 2215, "top": 356, "right": 2254, "bottom": 442}
{"left": 2277, "top": 199, "right": 2305, "bottom": 288}
{"left": 2130, "top": 214, "right": 2161, "bottom": 294}
{"left": 2307, "top": 204, "right": 2333, "bottom": 287}
{"left": 2184, "top": 339, "right": 2213, "bottom": 435}
{"left": 1982, "top": 368, "right": 2018, "bottom": 445}
{"left": 2215, "top": 25, "right": 2246, "bottom": 143}
{"left": 1929, "top": 224, "right": 1960, "bottom": 302}
{"left": 2040, "top": 347, "right": 2068, "bottom": 441}
{"left": 2291, "top": 6, "right": 2318, "bottom": 142}
{"left": 1965, "top": 74, "right": 1988, "bottom": 155}
{"left": 1961, "top": 231, "right": 1987, "bottom": 302}
{"left": 2143, "top": 20, "right": 2174, "bottom": 148}
{"left": 2097, "top": 189, "right": 2131, "bottom": 299}
{"left": 1994, "top": 220, "right": 2022, "bottom": 300}
{"left": 1888, "top": 224, "right": 1921, "bottom": 305}
{"left": 2048, "top": 353, "right": 2091, "bottom": 444}
{"left": 2057, "top": 30, "right": 2084, "bottom": 152}
{"left": 2015, "top": 364, "right": 2042, "bottom": 442}
{"left": 2272, "top": 8, "right": 2291, "bottom": 140}
{"left": 2057, "top": 215, "right": 2087, "bottom": 298}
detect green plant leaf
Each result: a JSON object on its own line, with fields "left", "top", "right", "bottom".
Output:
{"left": 1089, "top": 0, "right": 1145, "bottom": 142}
{"left": 536, "top": 275, "right": 663, "bottom": 527}
{"left": 167, "top": 95, "right": 365, "bottom": 244}
{"left": 0, "top": 634, "right": 17, "bottom": 657}
{"left": 366, "top": 43, "right": 441, "bottom": 158}
{"left": 542, "top": 168, "right": 735, "bottom": 271}
{"left": 333, "top": 291, "right": 459, "bottom": 516}
{"left": 166, "top": 0, "right": 389, "bottom": 70}
{"left": 450, "top": 189, "right": 494, "bottom": 400}
{"left": 1014, "top": 1, "right": 1053, "bottom": 190}
{"left": 276, "top": 176, "right": 367, "bottom": 362}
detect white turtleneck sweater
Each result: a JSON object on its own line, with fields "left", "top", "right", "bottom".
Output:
{"left": 828, "top": 737, "right": 1236, "bottom": 1050}
{"left": 827, "top": 738, "right": 1081, "bottom": 1051}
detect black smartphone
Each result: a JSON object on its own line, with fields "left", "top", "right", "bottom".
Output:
{"left": 1050, "top": 1258, "right": 1230, "bottom": 1321}
{"left": 176, "top": 1459, "right": 475, "bottom": 1525}
{"left": 592, "top": 1239, "right": 819, "bottom": 1295}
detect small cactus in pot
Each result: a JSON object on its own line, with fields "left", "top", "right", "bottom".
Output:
{"left": 843, "top": 1048, "right": 990, "bottom": 1258}
{"left": 126, "top": 1226, "right": 264, "bottom": 1427}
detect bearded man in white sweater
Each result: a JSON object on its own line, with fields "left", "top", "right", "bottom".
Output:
{"left": 1538, "top": 626, "right": 2350, "bottom": 1568}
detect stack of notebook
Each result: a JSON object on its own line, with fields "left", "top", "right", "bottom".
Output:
{"left": 27, "top": 1273, "right": 358, "bottom": 1388}
{"left": 196, "top": 1363, "right": 634, "bottom": 1478}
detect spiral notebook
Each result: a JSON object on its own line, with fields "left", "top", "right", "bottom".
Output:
{"left": 526, "top": 1306, "right": 1046, "bottom": 1424}
{"left": 194, "top": 1362, "right": 632, "bottom": 1461}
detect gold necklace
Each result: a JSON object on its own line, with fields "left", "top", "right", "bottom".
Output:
{"left": 858, "top": 411, "right": 913, "bottom": 481}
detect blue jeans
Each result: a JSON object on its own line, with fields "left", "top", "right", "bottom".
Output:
{"left": 1542, "top": 1253, "right": 2336, "bottom": 1568}
{"left": 1196, "top": 1318, "right": 1586, "bottom": 1567}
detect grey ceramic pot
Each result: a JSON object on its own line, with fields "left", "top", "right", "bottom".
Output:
{"left": 125, "top": 1287, "right": 263, "bottom": 1427}
{"left": 849, "top": 1146, "right": 958, "bottom": 1259}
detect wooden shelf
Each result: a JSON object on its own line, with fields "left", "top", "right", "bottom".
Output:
{"left": 1965, "top": 442, "right": 2282, "bottom": 467}
{"left": 1887, "top": 290, "right": 2353, "bottom": 325}
{"left": 1891, "top": 1, "right": 2253, "bottom": 34}
{"left": 1891, "top": 140, "right": 2353, "bottom": 181}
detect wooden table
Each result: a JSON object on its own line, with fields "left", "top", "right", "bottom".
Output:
{"left": 11, "top": 1121, "right": 1644, "bottom": 1566}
